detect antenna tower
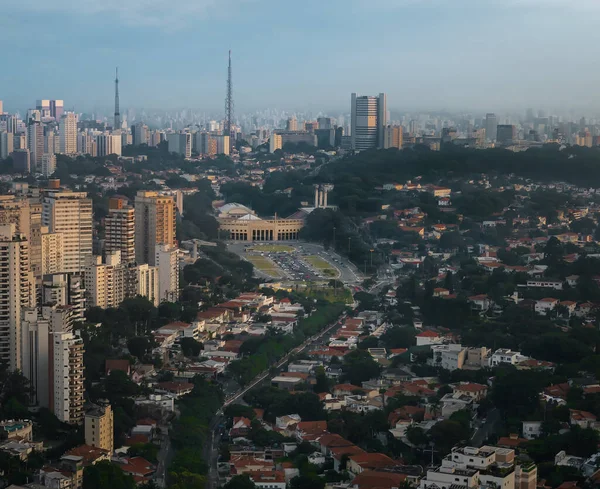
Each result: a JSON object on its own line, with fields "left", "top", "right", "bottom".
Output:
{"left": 114, "top": 67, "right": 121, "bottom": 130}
{"left": 224, "top": 50, "right": 233, "bottom": 138}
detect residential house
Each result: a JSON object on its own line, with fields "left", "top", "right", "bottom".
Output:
{"left": 416, "top": 330, "right": 442, "bottom": 346}
{"left": 535, "top": 298, "right": 559, "bottom": 316}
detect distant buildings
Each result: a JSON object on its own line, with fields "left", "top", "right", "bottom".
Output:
{"left": 497, "top": 124, "right": 517, "bottom": 145}
{"left": 59, "top": 112, "right": 78, "bottom": 154}
{"left": 85, "top": 401, "right": 114, "bottom": 453}
{"left": 351, "top": 92, "right": 387, "bottom": 151}
{"left": 383, "top": 125, "right": 403, "bottom": 149}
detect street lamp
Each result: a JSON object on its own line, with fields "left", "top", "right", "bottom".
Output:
{"left": 332, "top": 226, "right": 336, "bottom": 251}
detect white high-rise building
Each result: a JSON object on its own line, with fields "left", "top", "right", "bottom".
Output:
{"left": 59, "top": 112, "right": 78, "bottom": 154}
{"left": 155, "top": 244, "right": 180, "bottom": 303}
{"left": 41, "top": 274, "right": 86, "bottom": 322}
{"left": 350, "top": 92, "right": 387, "bottom": 151}
{"left": 0, "top": 224, "right": 35, "bottom": 371}
{"left": 96, "top": 132, "right": 122, "bottom": 157}
{"left": 42, "top": 190, "right": 93, "bottom": 273}
{"left": 133, "top": 263, "right": 159, "bottom": 307}
{"left": 78, "top": 132, "right": 97, "bottom": 156}
{"left": 27, "top": 120, "right": 44, "bottom": 170}
{"left": 132, "top": 123, "right": 148, "bottom": 146}
{"left": 41, "top": 153, "right": 57, "bottom": 177}
{"left": 50, "top": 331, "right": 84, "bottom": 424}
{"left": 21, "top": 308, "right": 50, "bottom": 407}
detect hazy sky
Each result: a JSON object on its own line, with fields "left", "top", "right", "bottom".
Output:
{"left": 2, "top": 0, "right": 600, "bottom": 113}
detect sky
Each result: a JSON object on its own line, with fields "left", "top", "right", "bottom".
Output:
{"left": 2, "top": 0, "right": 600, "bottom": 114}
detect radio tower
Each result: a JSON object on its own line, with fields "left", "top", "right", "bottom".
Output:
{"left": 224, "top": 50, "right": 233, "bottom": 139}
{"left": 114, "top": 67, "right": 121, "bottom": 130}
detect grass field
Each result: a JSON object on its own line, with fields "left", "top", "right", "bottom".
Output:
{"left": 304, "top": 255, "right": 340, "bottom": 278}
{"left": 246, "top": 255, "right": 286, "bottom": 278}
{"left": 248, "top": 244, "right": 295, "bottom": 253}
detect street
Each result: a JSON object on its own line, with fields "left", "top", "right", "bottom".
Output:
{"left": 470, "top": 408, "right": 501, "bottom": 447}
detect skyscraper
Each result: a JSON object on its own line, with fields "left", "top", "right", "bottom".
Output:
{"left": 286, "top": 117, "right": 298, "bottom": 131}
{"left": 496, "top": 124, "right": 517, "bottom": 145}
{"left": 134, "top": 191, "right": 176, "bottom": 266}
{"left": 155, "top": 244, "right": 180, "bottom": 303}
{"left": 59, "top": 112, "right": 77, "bottom": 154}
{"left": 42, "top": 190, "right": 93, "bottom": 273}
{"left": 0, "top": 223, "right": 36, "bottom": 371}
{"left": 96, "top": 132, "right": 122, "bottom": 157}
{"left": 350, "top": 93, "right": 387, "bottom": 151}
{"left": 485, "top": 113, "right": 498, "bottom": 142}
{"left": 0, "top": 131, "right": 13, "bottom": 159}
{"left": 105, "top": 197, "right": 135, "bottom": 265}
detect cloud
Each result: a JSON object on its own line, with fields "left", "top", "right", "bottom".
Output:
{"left": 13, "top": 0, "right": 250, "bottom": 28}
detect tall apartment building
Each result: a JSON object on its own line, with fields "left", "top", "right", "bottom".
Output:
{"left": 0, "top": 195, "right": 31, "bottom": 241}
{"left": 383, "top": 125, "right": 403, "bottom": 149}
{"left": 96, "top": 132, "right": 122, "bottom": 157}
{"left": 132, "top": 264, "right": 159, "bottom": 307}
{"left": 269, "top": 133, "right": 282, "bottom": 153}
{"left": 41, "top": 273, "right": 86, "bottom": 321}
{"left": 485, "top": 113, "right": 498, "bottom": 141}
{"left": 42, "top": 190, "right": 93, "bottom": 273}
{"left": 11, "top": 149, "right": 30, "bottom": 173}
{"left": 317, "top": 117, "right": 332, "bottom": 130}
{"left": 41, "top": 229, "right": 64, "bottom": 275}
{"left": 22, "top": 304, "right": 74, "bottom": 408}
{"left": 131, "top": 123, "right": 148, "bottom": 146}
{"left": 0, "top": 131, "right": 14, "bottom": 159}
{"left": 27, "top": 120, "right": 44, "bottom": 170}
{"left": 105, "top": 197, "right": 135, "bottom": 265}
{"left": 194, "top": 132, "right": 217, "bottom": 156}
{"left": 41, "top": 153, "right": 57, "bottom": 177}
{"left": 78, "top": 132, "right": 97, "bottom": 156}
{"left": 167, "top": 132, "right": 192, "bottom": 158}
{"left": 0, "top": 224, "right": 36, "bottom": 370}
{"left": 84, "top": 252, "right": 127, "bottom": 309}
{"left": 497, "top": 125, "right": 517, "bottom": 145}
{"left": 29, "top": 202, "right": 43, "bottom": 278}
{"left": 350, "top": 92, "right": 387, "bottom": 151}
{"left": 59, "top": 112, "right": 78, "bottom": 154}
{"left": 50, "top": 331, "right": 85, "bottom": 424}
{"left": 84, "top": 401, "right": 114, "bottom": 453}
{"left": 215, "top": 135, "right": 230, "bottom": 155}
{"left": 134, "top": 191, "right": 176, "bottom": 266}
{"left": 155, "top": 244, "right": 180, "bottom": 303}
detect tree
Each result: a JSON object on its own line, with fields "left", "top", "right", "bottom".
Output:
{"left": 180, "top": 337, "right": 202, "bottom": 358}
{"left": 406, "top": 426, "right": 429, "bottom": 447}
{"left": 342, "top": 350, "right": 382, "bottom": 385}
{"left": 443, "top": 271, "right": 454, "bottom": 293}
{"left": 127, "top": 336, "right": 150, "bottom": 359}
{"left": 223, "top": 474, "right": 257, "bottom": 489}
{"left": 290, "top": 475, "right": 325, "bottom": 489}
{"left": 83, "top": 461, "right": 136, "bottom": 489}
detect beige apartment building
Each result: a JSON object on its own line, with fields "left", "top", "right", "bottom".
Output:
{"left": 42, "top": 190, "right": 93, "bottom": 273}
{"left": 85, "top": 401, "right": 114, "bottom": 453}
{"left": 0, "top": 224, "right": 36, "bottom": 371}
{"left": 84, "top": 252, "right": 127, "bottom": 309}
{"left": 383, "top": 125, "right": 403, "bottom": 149}
{"left": 105, "top": 197, "right": 135, "bottom": 265}
{"left": 41, "top": 230, "right": 64, "bottom": 275}
{"left": 134, "top": 191, "right": 176, "bottom": 265}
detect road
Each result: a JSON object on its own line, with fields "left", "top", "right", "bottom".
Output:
{"left": 200, "top": 312, "right": 346, "bottom": 489}
{"left": 470, "top": 408, "right": 501, "bottom": 447}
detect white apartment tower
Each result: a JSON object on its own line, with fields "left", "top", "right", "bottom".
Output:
{"left": 50, "top": 331, "right": 84, "bottom": 424}
{"left": 96, "top": 132, "right": 122, "bottom": 157}
{"left": 42, "top": 190, "right": 93, "bottom": 273}
{"left": 0, "top": 224, "right": 35, "bottom": 370}
{"left": 155, "top": 244, "right": 180, "bottom": 303}
{"left": 41, "top": 153, "right": 57, "bottom": 177}
{"left": 350, "top": 92, "right": 387, "bottom": 151}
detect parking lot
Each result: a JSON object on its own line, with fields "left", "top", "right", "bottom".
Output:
{"left": 228, "top": 241, "right": 362, "bottom": 284}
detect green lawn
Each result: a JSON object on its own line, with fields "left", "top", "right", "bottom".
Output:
{"left": 246, "top": 255, "right": 286, "bottom": 278}
{"left": 304, "top": 255, "right": 340, "bottom": 278}
{"left": 248, "top": 244, "right": 295, "bottom": 253}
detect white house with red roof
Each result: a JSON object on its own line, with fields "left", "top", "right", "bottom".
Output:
{"left": 415, "top": 330, "right": 442, "bottom": 346}
{"left": 534, "top": 298, "right": 559, "bottom": 316}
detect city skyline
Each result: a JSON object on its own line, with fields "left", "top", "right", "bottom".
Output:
{"left": 2, "top": 0, "right": 600, "bottom": 113}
